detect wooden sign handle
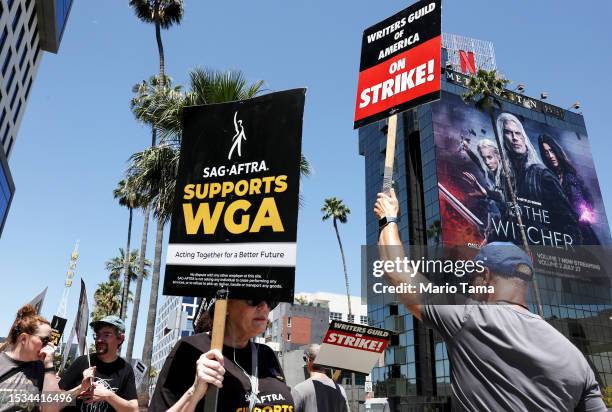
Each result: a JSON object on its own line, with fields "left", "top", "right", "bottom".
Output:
{"left": 382, "top": 114, "right": 398, "bottom": 194}
{"left": 204, "top": 289, "right": 228, "bottom": 412}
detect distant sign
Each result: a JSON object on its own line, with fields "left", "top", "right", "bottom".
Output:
{"left": 164, "top": 89, "right": 305, "bottom": 302}
{"left": 50, "top": 316, "right": 67, "bottom": 346}
{"left": 354, "top": 0, "right": 442, "bottom": 129}
{"left": 315, "top": 321, "right": 392, "bottom": 374}
{"left": 132, "top": 360, "right": 147, "bottom": 388}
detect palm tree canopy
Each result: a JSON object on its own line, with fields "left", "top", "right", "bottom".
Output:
{"left": 127, "top": 144, "right": 179, "bottom": 223}
{"left": 321, "top": 197, "right": 350, "bottom": 224}
{"left": 128, "top": 0, "right": 184, "bottom": 29}
{"left": 462, "top": 69, "right": 510, "bottom": 110}
{"left": 92, "top": 279, "right": 122, "bottom": 321}
{"left": 131, "top": 68, "right": 265, "bottom": 144}
{"left": 113, "top": 177, "right": 145, "bottom": 210}
{"left": 105, "top": 248, "right": 151, "bottom": 282}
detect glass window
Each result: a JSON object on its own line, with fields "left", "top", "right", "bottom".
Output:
{"left": 0, "top": 29, "right": 8, "bottom": 54}
{"left": 24, "top": 77, "right": 32, "bottom": 99}
{"left": 9, "top": 87, "right": 18, "bottom": 109}
{"left": 6, "top": 137, "right": 13, "bottom": 157}
{"left": 12, "top": 100, "right": 21, "bottom": 123}
{"left": 18, "top": 46, "right": 27, "bottom": 69}
{"left": 28, "top": 8, "right": 36, "bottom": 29}
{"left": 348, "top": 314, "right": 355, "bottom": 323}
{"left": 360, "top": 315, "right": 369, "bottom": 325}
{"left": 7, "top": 0, "right": 15, "bottom": 10}
{"left": 287, "top": 317, "right": 291, "bottom": 327}
{"left": 16, "top": 26, "right": 25, "bottom": 52}
{"left": 329, "top": 312, "right": 342, "bottom": 321}
{"left": 2, "top": 49, "right": 11, "bottom": 75}
{"left": 6, "top": 67, "right": 15, "bottom": 93}
{"left": 12, "top": 6, "right": 21, "bottom": 31}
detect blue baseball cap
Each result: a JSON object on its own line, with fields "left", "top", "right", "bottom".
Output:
{"left": 90, "top": 315, "right": 125, "bottom": 333}
{"left": 475, "top": 242, "right": 534, "bottom": 280}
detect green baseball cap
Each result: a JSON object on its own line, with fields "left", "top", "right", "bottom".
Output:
{"left": 90, "top": 315, "right": 125, "bottom": 333}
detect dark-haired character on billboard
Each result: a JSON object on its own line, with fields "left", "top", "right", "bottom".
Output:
{"left": 538, "top": 134, "right": 599, "bottom": 245}
{"left": 460, "top": 138, "right": 505, "bottom": 243}
{"left": 496, "top": 112, "right": 581, "bottom": 246}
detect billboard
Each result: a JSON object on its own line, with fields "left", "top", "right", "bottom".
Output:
{"left": 353, "top": 0, "right": 441, "bottom": 129}
{"left": 432, "top": 92, "right": 610, "bottom": 277}
{"left": 164, "top": 89, "right": 305, "bottom": 302}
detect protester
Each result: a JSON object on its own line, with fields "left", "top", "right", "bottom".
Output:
{"left": 292, "top": 344, "right": 349, "bottom": 412}
{"left": 0, "top": 304, "right": 61, "bottom": 412}
{"left": 150, "top": 298, "right": 294, "bottom": 412}
{"left": 58, "top": 315, "right": 138, "bottom": 412}
{"left": 375, "top": 188, "right": 606, "bottom": 411}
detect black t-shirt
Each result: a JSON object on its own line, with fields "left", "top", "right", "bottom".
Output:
{"left": 58, "top": 354, "right": 137, "bottom": 412}
{"left": 150, "top": 334, "right": 294, "bottom": 412}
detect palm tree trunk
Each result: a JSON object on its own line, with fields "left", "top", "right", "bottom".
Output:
{"left": 154, "top": 1, "right": 165, "bottom": 87}
{"left": 488, "top": 107, "right": 544, "bottom": 316}
{"left": 139, "top": 214, "right": 164, "bottom": 400}
{"left": 126, "top": 203, "right": 150, "bottom": 363}
{"left": 120, "top": 208, "right": 133, "bottom": 321}
{"left": 333, "top": 218, "right": 352, "bottom": 316}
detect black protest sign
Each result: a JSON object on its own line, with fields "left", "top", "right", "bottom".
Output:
{"left": 354, "top": 0, "right": 442, "bottom": 128}
{"left": 164, "top": 89, "right": 305, "bottom": 302}
{"left": 315, "top": 321, "right": 392, "bottom": 374}
{"left": 50, "top": 315, "right": 67, "bottom": 346}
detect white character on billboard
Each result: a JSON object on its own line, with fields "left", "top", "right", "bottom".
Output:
{"left": 228, "top": 111, "right": 246, "bottom": 160}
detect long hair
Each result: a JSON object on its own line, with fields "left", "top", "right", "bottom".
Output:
{"left": 476, "top": 138, "right": 503, "bottom": 190}
{"left": 537, "top": 134, "right": 577, "bottom": 175}
{"left": 0, "top": 305, "right": 50, "bottom": 352}
{"left": 496, "top": 112, "right": 542, "bottom": 169}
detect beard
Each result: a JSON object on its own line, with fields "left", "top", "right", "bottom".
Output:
{"left": 95, "top": 343, "right": 109, "bottom": 355}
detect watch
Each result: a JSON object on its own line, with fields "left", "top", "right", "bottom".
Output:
{"left": 378, "top": 216, "right": 398, "bottom": 229}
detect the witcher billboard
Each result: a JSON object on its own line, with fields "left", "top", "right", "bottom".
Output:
{"left": 432, "top": 91, "right": 610, "bottom": 278}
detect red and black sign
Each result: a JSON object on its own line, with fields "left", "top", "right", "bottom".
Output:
{"left": 315, "top": 321, "right": 392, "bottom": 374}
{"left": 354, "top": 0, "right": 442, "bottom": 129}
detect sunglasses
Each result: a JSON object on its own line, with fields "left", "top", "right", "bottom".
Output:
{"left": 245, "top": 299, "right": 279, "bottom": 311}
{"left": 34, "top": 335, "right": 52, "bottom": 346}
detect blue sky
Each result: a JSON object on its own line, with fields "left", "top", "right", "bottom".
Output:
{"left": 1, "top": 1, "right": 610, "bottom": 358}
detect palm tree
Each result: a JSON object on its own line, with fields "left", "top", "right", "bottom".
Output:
{"left": 321, "top": 197, "right": 352, "bottom": 316}
{"left": 113, "top": 178, "right": 145, "bottom": 320}
{"left": 92, "top": 279, "right": 123, "bottom": 321}
{"left": 128, "top": 0, "right": 184, "bottom": 87}
{"left": 462, "top": 69, "right": 543, "bottom": 316}
{"left": 105, "top": 248, "right": 151, "bottom": 283}
{"left": 126, "top": 143, "right": 179, "bottom": 396}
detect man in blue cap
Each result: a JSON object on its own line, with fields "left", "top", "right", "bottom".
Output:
{"left": 374, "top": 189, "right": 605, "bottom": 411}
{"left": 59, "top": 315, "right": 138, "bottom": 412}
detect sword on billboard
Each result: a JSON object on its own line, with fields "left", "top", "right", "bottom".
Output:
{"left": 438, "top": 182, "right": 484, "bottom": 231}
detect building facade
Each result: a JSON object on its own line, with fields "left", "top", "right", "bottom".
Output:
{"left": 360, "top": 34, "right": 612, "bottom": 411}
{"left": 0, "top": 0, "right": 72, "bottom": 236}
{"left": 149, "top": 295, "right": 203, "bottom": 394}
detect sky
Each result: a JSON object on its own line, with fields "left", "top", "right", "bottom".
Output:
{"left": 1, "top": 1, "right": 611, "bottom": 359}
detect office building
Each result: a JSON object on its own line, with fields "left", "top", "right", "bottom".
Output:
{"left": 360, "top": 33, "right": 612, "bottom": 411}
{"left": 0, "top": 0, "right": 73, "bottom": 236}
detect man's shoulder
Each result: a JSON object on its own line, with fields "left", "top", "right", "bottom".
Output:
{"left": 293, "top": 377, "right": 315, "bottom": 393}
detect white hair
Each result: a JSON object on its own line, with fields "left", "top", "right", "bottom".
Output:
{"left": 476, "top": 138, "right": 502, "bottom": 189}
{"left": 495, "top": 112, "right": 542, "bottom": 168}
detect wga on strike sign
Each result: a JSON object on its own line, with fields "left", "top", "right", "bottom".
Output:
{"left": 315, "top": 321, "right": 392, "bottom": 374}
{"left": 354, "top": 0, "right": 441, "bottom": 129}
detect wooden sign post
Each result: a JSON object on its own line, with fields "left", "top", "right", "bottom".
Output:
{"left": 204, "top": 289, "right": 228, "bottom": 412}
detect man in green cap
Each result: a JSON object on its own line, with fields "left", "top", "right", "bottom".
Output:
{"left": 59, "top": 315, "right": 138, "bottom": 412}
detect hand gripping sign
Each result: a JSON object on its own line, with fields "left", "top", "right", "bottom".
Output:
{"left": 315, "top": 321, "right": 392, "bottom": 375}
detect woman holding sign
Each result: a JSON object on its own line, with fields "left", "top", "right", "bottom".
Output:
{"left": 150, "top": 298, "right": 294, "bottom": 412}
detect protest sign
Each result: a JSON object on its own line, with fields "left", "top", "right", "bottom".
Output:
{"left": 164, "top": 89, "right": 306, "bottom": 302}
{"left": 315, "top": 321, "right": 392, "bottom": 374}
{"left": 27, "top": 287, "right": 48, "bottom": 314}
{"left": 50, "top": 315, "right": 67, "bottom": 346}
{"left": 354, "top": 0, "right": 441, "bottom": 129}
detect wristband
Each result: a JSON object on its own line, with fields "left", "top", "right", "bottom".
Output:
{"left": 378, "top": 216, "right": 398, "bottom": 230}
{"left": 44, "top": 367, "right": 56, "bottom": 374}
